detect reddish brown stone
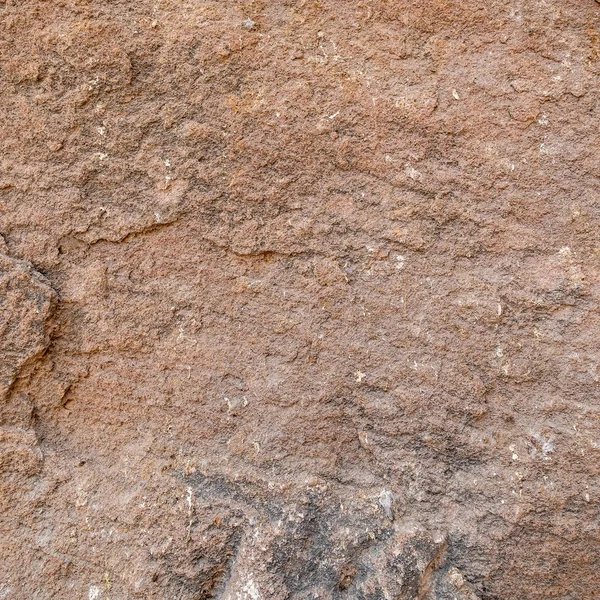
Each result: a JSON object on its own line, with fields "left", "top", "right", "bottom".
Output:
{"left": 1, "top": 1, "right": 600, "bottom": 598}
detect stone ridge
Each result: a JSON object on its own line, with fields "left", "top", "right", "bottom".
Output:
{"left": 0, "top": 249, "right": 55, "bottom": 478}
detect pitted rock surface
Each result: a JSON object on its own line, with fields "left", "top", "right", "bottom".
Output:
{"left": 1, "top": 1, "right": 600, "bottom": 598}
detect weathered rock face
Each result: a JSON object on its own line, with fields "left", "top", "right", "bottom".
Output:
{"left": 1, "top": 0, "right": 600, "bottom": 598}
{"left": 0, "top": 250, "right": 55, "bottom": 478}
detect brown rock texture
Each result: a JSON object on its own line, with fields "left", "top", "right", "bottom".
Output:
{"left": 1, "top": 0, "right": 600, "bottom": 598}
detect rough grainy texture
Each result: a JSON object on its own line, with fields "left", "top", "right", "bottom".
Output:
{"left": 1, "top": 0, "right": 600, "bottom": 598}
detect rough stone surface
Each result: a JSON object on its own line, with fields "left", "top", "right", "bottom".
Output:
{"left": 1, "top": 1, "right": 600, "bottom": 598}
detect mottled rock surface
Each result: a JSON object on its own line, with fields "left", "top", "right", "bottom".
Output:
{"left": 1, "top": 1, "right": 600, "bottom": 598}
